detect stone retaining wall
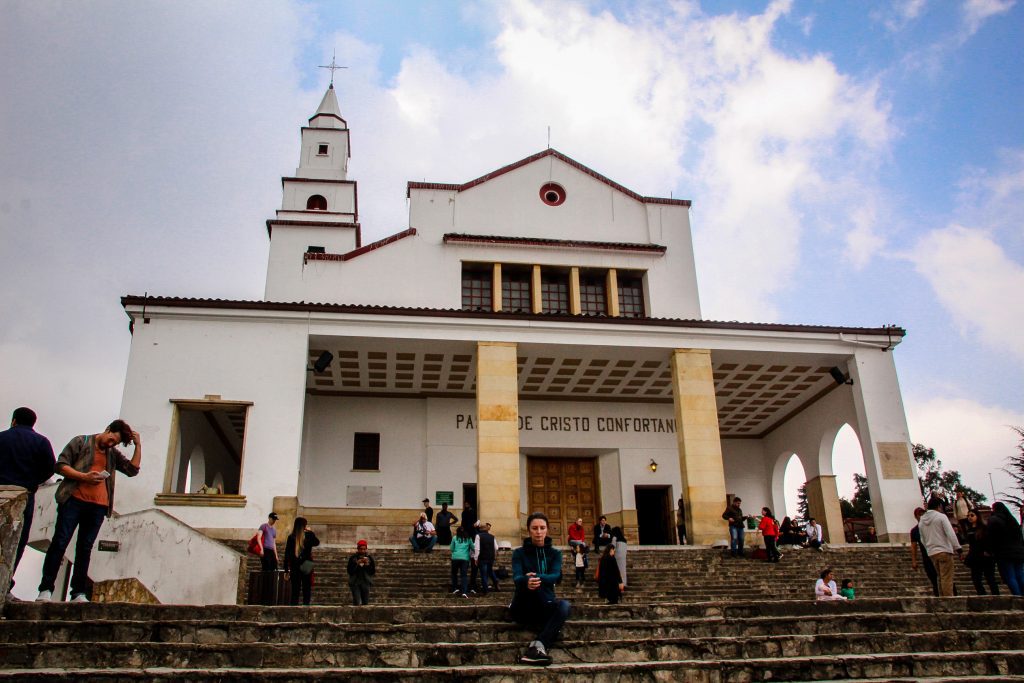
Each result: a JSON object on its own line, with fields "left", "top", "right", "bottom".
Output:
{"left": 0, "top": 485, "right": 29, "bottom": 609}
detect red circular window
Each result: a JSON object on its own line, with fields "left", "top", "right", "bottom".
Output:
{"left": 539, "top": 183, "right": 566, "bottom": 206}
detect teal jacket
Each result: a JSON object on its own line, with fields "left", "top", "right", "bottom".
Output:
{"left": 450, "top": 536, "right": 474, "bottom": 562}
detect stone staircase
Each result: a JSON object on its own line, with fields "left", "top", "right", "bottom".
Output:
{"left": 2, "top": 545, "right": 1021, "bottom": 680}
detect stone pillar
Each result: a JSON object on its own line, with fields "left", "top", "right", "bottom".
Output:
{"left": 606, "top": 269, "right": 620, "bottom": 317}
{"left": 569, "top": 267, "right": 581, "bottom": 315}
{"left": 805, "top": 475, "right": 845, "bottom": 543}
{"left": 531, "top": 265, "right": 543, "bottom": 313}
{"left": 492, "top": 263, "right": 502, "bottom": 312}
{"left": 669, "top": 349, "right": 728, "bottom": 545}
{"left": 0, "top": 486, "right": 29, "bottom": 610}
{"left": 848, "top": 348, "right": 921, "bottom": 543}
{"left": 476, "top": 342, "right": 521, "bottom": 542}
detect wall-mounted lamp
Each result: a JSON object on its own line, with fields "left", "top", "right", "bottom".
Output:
{"left": 649, "top": 459, "right": 658, "bottom": 473}
{"left": 829, "top": 366, "right": 854, "bottom": 386}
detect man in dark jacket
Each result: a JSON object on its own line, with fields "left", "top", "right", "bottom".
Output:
{"left": 474, "top": 521, "right": 499, "bottom": 593}
{"left": 986, "top": 502, "right": 1024, "bottom": 596}
{"left": 36, "top": 419, "right": 141, "bottom": 603}
{"left": 0, "top": 407, "right": 55, "bottom": 595}
{"left": 722, "top": 497, "right": 748, "bottom": 558}
{"left": 511, "top": 512, "right": 570, "bottom": 666}
{"left": 346, "top": 539, "right": 376, "bottom": 606}
{"left": 592, "top": 515, "right": 613, "bottom": 550}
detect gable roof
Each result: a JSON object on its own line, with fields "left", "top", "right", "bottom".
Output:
{"left": 406, "top": 148, "right": 691, "bottom": 206}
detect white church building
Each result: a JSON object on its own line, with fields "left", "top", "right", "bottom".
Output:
{"left": 112, "top": 83, "right": 922, "bottom": 553}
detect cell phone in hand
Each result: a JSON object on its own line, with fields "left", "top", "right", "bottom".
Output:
{"left": 98, "top": 471, "right": 110, "bottom": 479}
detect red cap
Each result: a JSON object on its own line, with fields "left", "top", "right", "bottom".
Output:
{"left": 357, "top": 539, "right": 368, "bottom": 547}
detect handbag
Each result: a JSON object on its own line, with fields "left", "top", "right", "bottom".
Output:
{"left": 299, "top": 559, "right": 314, "bottom": 575}
{"left": 247, "top": 533, "right": 263, "bottom": 556}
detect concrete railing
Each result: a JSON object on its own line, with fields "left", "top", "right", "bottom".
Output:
{"left": 24, "top": 483, "right": 244, "bottom": 605}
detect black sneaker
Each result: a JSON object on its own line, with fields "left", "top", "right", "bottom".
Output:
{"left": 520, "top": 642, "right": 552, "bottom": 666}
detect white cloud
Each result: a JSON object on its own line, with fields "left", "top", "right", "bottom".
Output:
{"left": 906, "top": 395, "right": 1024, "bottom": 502}
{"left": 878, "top": 0, "right": 929, "bottom": 31}
{"left": 910, "top": 225, "right": 1024, "bottom": 363}
{"left": 961, "top": 0, "right": 1016, "bottom": 37}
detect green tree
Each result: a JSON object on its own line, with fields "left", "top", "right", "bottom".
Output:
{"left": 999, "top": 426, "right": 1024, "bottom": 513}
{"left": 912, "top": 443, "right": 986, "bottom": 508}
{"left": 796, "top": 482, "right": 809, "bottom": 521}
{"left": 839, "top": 473, "right": 873, "bottom": 519}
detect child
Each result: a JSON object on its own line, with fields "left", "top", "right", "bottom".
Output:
{"left": 572, "top": 543, "right": 588, "bottom": 588}
{"left": 839, "top": 578, "right": 855, "bottom": 600}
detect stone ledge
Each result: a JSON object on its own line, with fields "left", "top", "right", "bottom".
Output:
{"left": 154, "top": 493, "right": 247, "bottom": 508}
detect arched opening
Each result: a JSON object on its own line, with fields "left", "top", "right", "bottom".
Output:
{"left": 306, "top": 194, "right": 327, "bottom": 211}
{"left": 831, "top": 423, "right": 871, "bottom": 540}
{"left": 783, "top": 454, "right": 808, "bottom": 520}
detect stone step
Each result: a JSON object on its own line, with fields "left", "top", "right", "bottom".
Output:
{"left": 9, "top": 596, "right": 1017, "bottom": 624}
{"left": 4, "top": 629, "right": 1024, "bottom": 670}
{"left": 1, "top": 650, "right": 1023, "bottom": 682}
{"left": 4, "top": 610, "right": 1023, "bottom": 646}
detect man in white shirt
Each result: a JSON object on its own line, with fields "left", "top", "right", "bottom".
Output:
{"left": 805, "top": 517, "right": 824, "bottom": 551}
{"left": 409, "top": 512, "right": 437, "bottom": 553}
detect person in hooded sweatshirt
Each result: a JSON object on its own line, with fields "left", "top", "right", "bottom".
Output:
{"left": 985, "top": 502, "right": 1024, "bottom": 596}
{"left": 511, "top": 512, "right": 571, "bottom": 667}
{"left": 918, "top": 495, "right": 962, "bottom": 596}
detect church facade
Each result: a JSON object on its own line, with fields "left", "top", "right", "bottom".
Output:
{"left": 116, "top": 85, "right": 922, "bottom": 546}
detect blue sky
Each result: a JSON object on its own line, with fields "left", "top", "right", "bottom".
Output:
{"left": 1, "top": 0, "right": 1022, "bottom": 515}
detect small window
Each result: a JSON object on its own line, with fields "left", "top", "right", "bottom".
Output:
{"left": 307, "top": 246, "right": 326, "bottom": 254}
{"left": 580, "top": 271, "right": 607, "bottom": 315}
{"left": 171, "top": 403, "right": 248, "bottom": 494}
{"left": 618, "top": 272, "right": 645, "bottom": 318}
{"left": 353, "top": 433, "right": 380, "bottom": 471}
{"left": 306, "top": 194, "right": 328, "bottom": 211}
{"left": 539, "top": 182, "right": 566, "bottom": 206}
{"left": 461, "top": 264, "right": 493, "bottom": 311}
{"left": 541, "top": 269, "right": 570, "bottom": 314}
{"left": 501, "top": 266, "right": 531, "bottom": 312}
{"left": 317, "top": 143, "right": 329, "bottom": 155}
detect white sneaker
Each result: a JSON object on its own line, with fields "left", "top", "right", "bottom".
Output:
{"left": 35, "top": 590, "right": 53, "bottom": 602}
{"left": 70, "top": 593, "right": 90, "bottom": 603}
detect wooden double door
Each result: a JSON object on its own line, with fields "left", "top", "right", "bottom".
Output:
{"left": 527, "top": 457, "right": 598, "bottom": 543}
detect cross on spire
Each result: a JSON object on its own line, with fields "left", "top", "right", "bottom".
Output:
{"left": 318, "top": 50, "right": 348, "bottom": 87}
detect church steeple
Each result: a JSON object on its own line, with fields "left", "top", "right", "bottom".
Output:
{"left": 308, "top": 83, "right": 346, "bottom": 129}
{"left": 294, "top": 84, "right": 350, "bottom": 180}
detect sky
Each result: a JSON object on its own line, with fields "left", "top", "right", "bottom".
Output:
{"left": 1, "top": 0, "right": 1023, "bottom": 520}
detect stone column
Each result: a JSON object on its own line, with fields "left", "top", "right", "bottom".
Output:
{"left": 492, "top": 263, "right": 503, "bottom": 312}
{"left": 606, "top": 269, "right": 620, "bottom": 317}
{"left": 669, "top": 349, "right": 728, "bottom": 545}
{"left": 848, "top": 348, "right": 921, "bottom": 542}
{"left": 531, "top": 265, "right": 543, "bottom": 313}
{"left": 569, "top": 267, "right": 581, "bottom": 315}
{"left": 804, "top": 475, "right": 845, "bottom": 543}
{"left": 476, "top": 342, "right": 521, "bottom": 542}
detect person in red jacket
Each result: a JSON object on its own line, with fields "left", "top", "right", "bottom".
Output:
{"left": 759, "top": 507, "right": 782, "bottom": 563}
{"left": 567, "top": 518, "right": 586, "bottom": 550}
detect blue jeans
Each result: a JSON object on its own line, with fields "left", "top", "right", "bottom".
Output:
{"left": 39, "top": 497, "right": 107, "bottom": 596}
{"left": 450, "top": 559, "right": 469, "bottom": 594}
{"left": 478, "top": 560, "right": 499, "bottom": 592}
{"left": 511, "top": 596, "right": 572, "bottom": 650}
{"left": 997, "top": 558, "right": 1024, "bottom": 596}
{"left": 410, "top": 535, "right": 437, "bottom": 552}
{"left": 729, "top": 526, "right": 745, "bottom": 556}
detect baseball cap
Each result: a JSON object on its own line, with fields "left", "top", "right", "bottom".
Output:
{"left": 357, "top": 539, "right": 368, "bottom": 547}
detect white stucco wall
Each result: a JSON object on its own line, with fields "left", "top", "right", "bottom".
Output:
{"left": 265, "top": 153, "right": 701, "bottom": 319}
{"left": 117, "top": 311, "right": 310, "bottom": 528}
